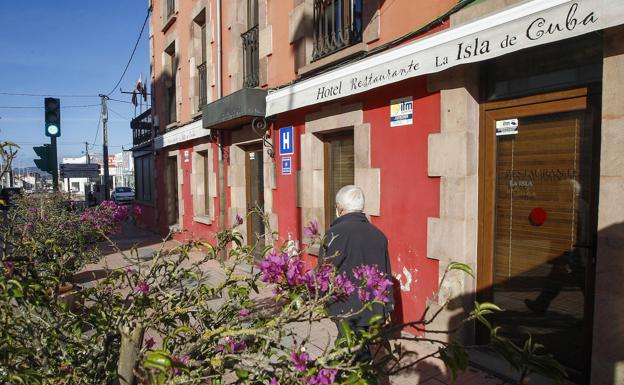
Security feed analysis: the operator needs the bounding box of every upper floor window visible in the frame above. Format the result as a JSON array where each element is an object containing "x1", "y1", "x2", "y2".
[
  {"x1": 194, "y1": 11, "x2": 208, "y2": 109},
  {"x1": 312, "y1": 0, "x2": 363, "y2": 62},
  {"x1": 241, "y1": 0, "x2": 259, "y2": 88},
  {"x1": 165, "y1": 43, "x2": 177, "y2": 126},
  {"x1": 166, "y1": 0, "x2": 175, "y2": 18}
]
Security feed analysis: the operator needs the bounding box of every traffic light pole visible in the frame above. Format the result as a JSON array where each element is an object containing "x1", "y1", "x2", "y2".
[
  {"x1": 50, "y1": 136, "x2": 59, "y2": 190},
  {"x1": 100, "y1": 95, "x2": 110, "y2": 200}
]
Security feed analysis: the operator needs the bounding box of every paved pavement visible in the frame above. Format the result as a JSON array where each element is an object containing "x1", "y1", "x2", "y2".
[{"x1": 79, "y1": 223, "x2": 509, "y2": 385}]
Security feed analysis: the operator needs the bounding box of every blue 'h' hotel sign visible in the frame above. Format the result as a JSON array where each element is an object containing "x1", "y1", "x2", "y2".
[{"x1": 279, "y1": 126, "x2": 294, "y2": 156}]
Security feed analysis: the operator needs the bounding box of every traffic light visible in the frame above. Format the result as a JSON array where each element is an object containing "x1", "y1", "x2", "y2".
[
  {"x1": 44, "y1": 97, "x2": 60, "y2": 137},
  {"x1": 33, "y1": 144, "x2": 53, "y2": 173}
]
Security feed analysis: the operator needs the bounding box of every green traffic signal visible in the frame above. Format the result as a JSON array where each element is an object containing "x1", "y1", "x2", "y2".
[
  {"x1": 44, "y1": 97, "x2": 60, "y2": 137},
  {"x1": 33, "y1": 144, "x2": 53, "y2": 173}
]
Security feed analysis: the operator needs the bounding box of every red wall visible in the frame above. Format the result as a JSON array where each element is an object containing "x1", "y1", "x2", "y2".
[
  {"x1": 270, "y1": 76, "x2": 440, "y2": 325},
  {"x1": 364, "y1": 77, "x2": 440, "y2": 325}
]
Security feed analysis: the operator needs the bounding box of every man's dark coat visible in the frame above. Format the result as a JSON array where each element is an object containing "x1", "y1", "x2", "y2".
[{"x1": 319, "y1": 212, "x2": 394, "y2": 328}]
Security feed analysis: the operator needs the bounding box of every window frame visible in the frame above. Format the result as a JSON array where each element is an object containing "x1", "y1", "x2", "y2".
[{"x1": 321, "y1": 130, "x2": 355, "y2": 229}]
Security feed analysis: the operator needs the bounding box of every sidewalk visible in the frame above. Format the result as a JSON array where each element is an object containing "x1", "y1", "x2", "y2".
[{"x1": 85, "y1": 224, "x2": 508, "y2": 385}]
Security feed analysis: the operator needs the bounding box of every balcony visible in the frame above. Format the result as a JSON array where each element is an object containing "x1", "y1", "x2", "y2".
[
  {"x1": 241, "y1": 25, "x2": 259, "y2": 88},
  {"x1": 198, "y1": 62, "x2": 208, "y2": 109},
  {"x1": 312, "y1": 0, "x2": 363, "y2": 62},
  {"x1": 131, "y1": 109, "x2": 153, "y2": 147}
]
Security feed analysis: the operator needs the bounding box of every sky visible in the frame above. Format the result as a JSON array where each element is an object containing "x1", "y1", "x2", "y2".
[{"x1": 0, "y1": 1, "x2": 150, "y2": 170}]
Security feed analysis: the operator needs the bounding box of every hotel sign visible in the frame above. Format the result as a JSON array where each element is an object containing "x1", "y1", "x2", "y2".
[
  {"x1": 266, "y1": 0, "x2": 624, "y2": 116},
  {"x1": 154, "y1": 119, "x2": 207, "y2": 149}
]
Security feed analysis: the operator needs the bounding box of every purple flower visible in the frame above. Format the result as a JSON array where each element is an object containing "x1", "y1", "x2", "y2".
[
  {"x1": 353, "y1": 265, "x2": 393, "y2": 303},
  {"x1": 170, "y1": 354, "x2": 190, "y2": 375},
  {"x1": 307, "y1": 369, "x2": 338, "y2": 385},
  {"x1": 125, "y1": 266, "x2": 137, "y2": 275},
  {"x1": 239, "y1": 308, "x2": 251, "y2": 318},
  {"x1": 286, "y1": 257, "x2": 307, "y2": 286},
  {"x1": 144, "y1": 337, "x2": 155, "y2": 349},
  {"x1": 306, "y1": 264, "x2": 333, "y2": 293},
  {"x1": 257, "y1": 250, "x2": 289, "y2": 285},
  {"x1": 290, "y1": 350, "x2": 310, "y2": 372},
  {"x1": 58, "y1": 223, "x2": 65, "y2": 230},
  {"x1": 29, "y1": 207, "x2": 38, "y2": 213},
  {"x1": 135, "y1": 280, "x2": 150, "y2": 295},
  {"x1": 235, "y1": 213, "x2": 244, "y2": 225},
  {"x1": 270, "y1": 378, "x2": 280, "y2": 385},
  {"x1": 3, "y1": 261, "x2": 14, "y2": 277},
  {"x1": 334, "y1": 272, "x2": 356, "y2": 300},
  {"x1": 217, "y1": 337, "x2": 247, "y2": 353},
  {"x1": 303, "y1": 220, "x2": 319, "y2": 239}
]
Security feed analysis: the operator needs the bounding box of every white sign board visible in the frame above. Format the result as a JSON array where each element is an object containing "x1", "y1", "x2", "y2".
[
  {"x1": 59, "y1": 163, "x2": 100, "y2": 171},
  {"x1": 60, "y1": 170, "x2": 101, "y2": 179},
  {"x1": 496, "y1": 118, "x2": 519, "y2": 136},
  {"x1": 266, "y1": 0, "x2": 624, "y2": 116},
  {"x1": 390, "y1": 97, "x2": 413, "y2": 127},
  {"x1": 154, "y1": 120, "x2": 209, "y2": 149}
]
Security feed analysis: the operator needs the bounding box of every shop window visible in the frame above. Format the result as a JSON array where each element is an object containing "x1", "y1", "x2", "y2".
[
  {"x1": 484, "y1": 34, "x2": 602, "y2": 101},
  {"x1": 134, "y1": 154, "x2": 154, "y2": 203},
  {"x1": 323, "y1": 131, "x2": 354, "y2": 227}
]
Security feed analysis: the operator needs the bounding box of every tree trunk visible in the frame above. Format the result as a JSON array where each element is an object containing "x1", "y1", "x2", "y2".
[{"x1": 117, "y1": 325, "x2": 145, "y2": 385}]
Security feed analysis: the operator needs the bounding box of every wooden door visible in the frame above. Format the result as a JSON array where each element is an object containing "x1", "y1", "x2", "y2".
[
  {"x1": 245, "y1": 144, "x2": 265, "y2": 254},
  {"x1": 478, "y1": 88, "x2": 598, "y2": 382},
  {"x1": 166, "y1": 156, "x2": 179, "y2": 226}
]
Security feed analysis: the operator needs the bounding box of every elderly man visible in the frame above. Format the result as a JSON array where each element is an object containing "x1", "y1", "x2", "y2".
[{"x1": 319, "y1": 185, "x2": 394, "y2": 344}]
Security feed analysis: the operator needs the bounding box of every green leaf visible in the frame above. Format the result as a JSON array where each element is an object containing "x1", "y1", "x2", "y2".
[
  {"x1": 235, "y1": 369, "x2": 249, "y2": 379},
  {"x1": 478, "y1": 302, "x2": 503, "y2": 312},
  {"x1": 447, "y1": 262, "x2": 474, "y2": 278},
  {"x1": 338, "y1": 320, "x2": 354, "y2": 346},
  {"x1": 144, "y1": 351, "x2": 172, "y2": 372}
]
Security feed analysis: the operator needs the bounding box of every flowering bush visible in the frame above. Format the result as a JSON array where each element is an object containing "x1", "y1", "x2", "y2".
[{"x1": 0, "y1": 204, "x2": 566, "y2": 385}]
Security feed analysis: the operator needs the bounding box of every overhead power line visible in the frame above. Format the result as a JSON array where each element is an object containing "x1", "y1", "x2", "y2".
[
  {"x1": 0, "y1": 92, "x2": 99, "y2": 98},
  {"x1": 106, "y1": 7, "x2": 151, "y2": 96},
  {"x1": 108, "y1": 98, "x2": 133, "y2": 104},
  {"x1": 89, "y1": 114, "x2": 102, "y2": 151},
  {"x1": 108, "y1": 107, "x2": 130, "y2": 121},
  {"x1": 0, "y1": 104, "x2": 100, "y2": 109}
]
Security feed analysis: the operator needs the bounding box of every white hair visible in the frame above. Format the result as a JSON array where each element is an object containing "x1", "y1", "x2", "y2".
[{"x1": 335, "y1": 185, "x2": 365, "y2": 214}]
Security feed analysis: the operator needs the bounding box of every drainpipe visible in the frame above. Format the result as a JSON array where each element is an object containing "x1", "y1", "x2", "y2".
[{"x1": 216, "y1": 0, "x2": 227, "y2": 252}]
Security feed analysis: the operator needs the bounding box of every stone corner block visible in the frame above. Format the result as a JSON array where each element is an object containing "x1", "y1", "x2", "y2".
[
  {"x1": 363, "y1": 9, "x2": 380, "y2": 44},
  {"x1": 427, "y1": 217, "x2": 466, "y2": 262},
  {"x1": 428, "y1": 132, "x2": 468, "y2": 178},
  {"x1": 259, "y1": 25, "x2": 273, "y2": 58},
  {"x1": 355, "y1": 168, "x2": 380, "y2": 216}
]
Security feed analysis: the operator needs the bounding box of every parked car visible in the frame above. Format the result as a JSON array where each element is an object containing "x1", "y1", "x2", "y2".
[
  {"x1": 0, "y1": 187, "x2": 23, "y2": 210},
  {"x1": 111, "y1": 187, "x2": 135, "y2": 204}
]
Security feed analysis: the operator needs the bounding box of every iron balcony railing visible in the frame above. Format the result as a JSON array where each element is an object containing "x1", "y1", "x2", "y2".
[
  {"x1": 312, "y1": 0, "x2": 363, "y2": 62},
  {"x1": 198, "y1": 62, "x2": 208, "y2": 108},
  {"x1": 131, "y1": 109, "x2": 153, "y2": 146},
  {"x1": 241, "y1": 25, "x2": 260, "y2": 88},
  {"x1": 166, "y1": 0, "x2": 175, "y2": 18}
]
